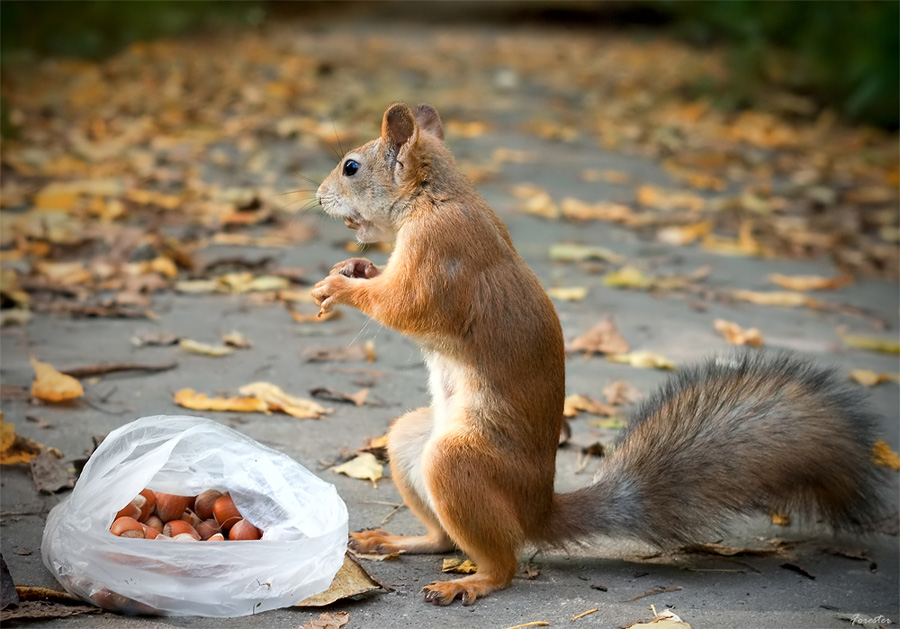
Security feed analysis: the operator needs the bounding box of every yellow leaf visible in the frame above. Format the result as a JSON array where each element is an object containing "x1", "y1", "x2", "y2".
[
  {"x1": 549, "y1": 243, "x2": 623, "y2": 263},
  {"x1": 587, "y1": 417, "x2": 627, "y2": 429},
  {"x1": 657, "y1": 221, "x2": 712, "y2": 246},
  {"x1": 771, "y1": 511, "x2": 791, "y2": 526},
  {"x1": 333, "y1": 453, "x2": 383, "y2": 486},
  {"x1": 238, "y1": 382, "x2": 331, "y2": 419},
  {"x1": 510, "y1": 184, "x2": 559, "y2": 219},
  {"x1": 837, "y1": 327, "x2": 900, "y2": 354},
  {"x1": 179, "y1": 339, "x2": 234, "y2": 356},
  {"x1": 636, "y1": 184, "x2": 705, "y2": 211},
  {"x1": 442, "y1": 558, "x2": 478, "y2": 574},
  {"x1": 714, "y1": 319, "x2": 763, "y2": 347},
  {"x1": 872, "y1": 440, "x2": 900, "y2": 470},
  {"x1": 604, "y1": 265, "x2": 654, "y2": 289},
  {"x1": 173, "y1": 389, "x2": 269, "y2": 414},
  {"x1": 731, "y1": 290, "x2": 815, "y2": 308},
  {"x1": 30, "y1": 356, "x2": 83, "y2": 402},
  {"x1": 2, "y1": 418, "x2": 62, "y2": 465},
  {"x1": 849, "y1": 369, "x2": 899, "y2": 387},
  {"x1": 560, "y1": 197, "x2": 637, "y2": 223},
  {"x1": 607, "y1": 351, "x2": 676, "y2": 370},
  {"x1": 767, "y1": 273, "x2": 853, "y2": 291},
  {"x1": 547, "y1": 286, "x2": 587, "y2": 301}
]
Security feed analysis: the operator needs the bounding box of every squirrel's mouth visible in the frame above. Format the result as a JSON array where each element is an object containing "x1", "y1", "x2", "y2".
[{"x1": 343, "y1": 216, "x2": 361, "y2": 230}]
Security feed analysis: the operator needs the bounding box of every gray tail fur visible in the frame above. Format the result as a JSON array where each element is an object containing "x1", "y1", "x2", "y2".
[{"x1": 547, "y1": 352, "x2": 889, "y2": 547}]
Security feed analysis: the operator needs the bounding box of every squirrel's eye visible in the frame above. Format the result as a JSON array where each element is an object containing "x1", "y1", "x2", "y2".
[{"x1": 342, "y1": 159, "x2": 360, "y2": 177}]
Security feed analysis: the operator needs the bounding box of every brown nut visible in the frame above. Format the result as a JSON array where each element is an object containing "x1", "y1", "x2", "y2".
[
  {"x1": 114, "y1": 502, "x2": 141, "y2": 522},
  {"x1": 228, "y1": 519, "x2": 261, "y2": 541},
  {"x1": 162, "y1": 519, "x2": 200, "y2": 540},
  {"x1": 154, "y1": 493, "x2": 193, "y2": 523},
  {"x1": 212, "y1": 494, "x2": 241, "y2": 531},
  {"x1": 141, "y1": 523, "x2": 160, "y2": 540},
  {"x1": 194, "y1": 489, "x2": 223, "y2": 521},
  {"x1": 180, "y1": 508, "x2": 202, "y2": 528},
  {"x1": 206, "y1": 533, "x2": 225, "y2": 542},
  {"x1": 144, "y1": 515, "x2": 164, "y2": 533},
  {"x1": 138, "y1": 489, "x2": 157, "y2": 521},
  {"x1": 195, "y1": 518, "x2": 221, "y2": 541},
  {"x1": 110, "y1": 516, "x2": 144, "y2": 538}
]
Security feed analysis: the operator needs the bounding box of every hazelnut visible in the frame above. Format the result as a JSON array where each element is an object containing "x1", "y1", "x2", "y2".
[
  {"x1": 138, "y1": 489, "x2": 157, "y2": 520},
  {"x1": 162, "y1": 519, "x2": 200, "y2": 540},
  {"x1": 195, "y1": 519, "x2": 221, "y2": 541},
  {"x1": 228, "y1": 519, "x2": 261, "y2": 541},
  {"x1": 180, "y1": 508, "x2": 202, "y2": 528},
  {"x1": 194, "y1": 489, "x2": 223, "y2": 520},
  {"x1": 154, "y1": 493, "x2": 193, "y2": 523},
  {"x1": 144, "y1": 515, "x2": 164, "y2": 533},
  {"x1": 206, "y1": 533, "x2": 225, "y2": 542},
  {"x1": 114, "y1": 502, "x2": 141, "y2": 522},
  {"x1": 110, "y1": 516, "x2": 144, "y2": 538},
  {"x1": 212, "y1": 494, "x2": 241, "y2": 531},
  {"x1": 141, "y1": 523, "x2": 160, "y2": 540}
]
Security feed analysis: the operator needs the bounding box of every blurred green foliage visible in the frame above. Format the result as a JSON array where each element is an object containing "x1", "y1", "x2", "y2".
[
  {"x1": 0, "y1": 0, "x2": 265, "y2": 60},
  {"x1": 659, "y1": 0, "x2": 899, "y2": 129}
]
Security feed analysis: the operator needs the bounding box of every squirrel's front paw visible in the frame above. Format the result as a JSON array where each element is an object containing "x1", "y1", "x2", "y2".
[
  {"x1": 349, "y1": 528, "x2": 404, "y2": 555},
  {"x1": 311, "y1": 274, "x2": 348, "y2": 315},
  {"x1": 331, "y1": 258, "x2": 379, "y2": 279}
]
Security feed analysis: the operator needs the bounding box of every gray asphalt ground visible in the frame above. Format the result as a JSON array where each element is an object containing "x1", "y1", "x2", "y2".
[{"x1": 2, "y1": 10, "x2": 899, "y2": 629}]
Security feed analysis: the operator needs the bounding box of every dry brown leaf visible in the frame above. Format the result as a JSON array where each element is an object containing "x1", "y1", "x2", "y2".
[
  {"x1": 657, "y1": 221, "x2": 713, "y2": 246},
  {"x1": 30, "y1": 357, "x2": 83, "y2": 402},
  {"x1": 179, "y1": 339, "x2": 234, "y2": 357},
  {"x1": 563, "y1": 394, "x2": 617, "y2": 418},
  {"x1": 714, "y1": 319, "x2": 763, "y2": 347},
  {"x1": 767, "y1": 273, "x2": 853, "y2": 291},
  {"x1": 296, "y1": 553, "x2": 386, "y2": 607},
  {"x1": 333, "y1": 453, "x2": 383, "y2": 486},
  {"x1": 238, "y1": 382, "x2": 332, "y2": 419},
  {"x1": 624, "y1": 608, "x2": 691, "y2": 628},
  {"x1": 607, "y1": 351, "x2": 676, "y2": 370},
  {"x1": 304, "y1": 341, "x2": 376, "y2": 363},
  {"x1": 849, "y1": 369, "x2": 899, "y2": 387},
  {"x1": 222, "y1": 331, "x2": 252, "y2": 348},
  {"x1": 731, "y1": 290, "x2": 817, "y2": 308},
  {"x1": 569, "y1": 317, "x2": 629, "y2": 356},
  {"x1": 442, "y1": 558, "x2": 478, "y2": 574},
  {"x1": 560, "y1": 197, "x2": 637, "y2": 223},
  {"x1": 173, "y1": 389, "x2": 269, "y2": 414},
  {"x1": 310, "y1": 387, "x2": 375, "y2": 407},
  {"x1": 603, "y1": 381, "x2": 642, "y2": 405},
  {"x1": 636, "y1": 184, "x2": 705, "y2": 211},
  {"x1": 872, "y1": 440, "x2": 900, "y2": 470},
  {"x1": 300, "y1": 612, "x2": 350, "y2": 629},
  {"x1": 1, "y1": 418, "x2": 62, "y2": 465}
]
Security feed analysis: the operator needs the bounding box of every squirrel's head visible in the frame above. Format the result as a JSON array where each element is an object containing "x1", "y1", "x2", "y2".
[{"x1": 317, "y1": 102, "x2": 445, "y2": 243}]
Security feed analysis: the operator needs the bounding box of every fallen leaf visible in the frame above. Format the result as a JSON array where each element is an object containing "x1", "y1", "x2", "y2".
[
  {"x1": 1, "y1": 419, "x2": 61, "y2": 465},
  {"x1": 560, "y1": 197, "x2": 637, "y2": 223},
  {"x1": 731, "y1": 290, "x2": 816, "y2": 308},
  {"x1": 303, "y1": 342, "x2": 376, "y2": 363},
  {"x1": 564, "y1": 394, "x2": 617, "y2": 418},
  {"x1": 130, "y1": 330, "x2": 181, "y2": 347},
  {"x1": 547, "y1": 286, "x2": 588, "y2": 301},
  {"x1": 607, "y1": 351, "x2": 676, "y2": 370},
  {"x1": 549, "y1": 243, "x2": 624, "y2": 263},
  {"x1": 179, "y1": 339, "x2": 234, "y2": 357},
  {"x1": 767, "y1": 273, "x2": 853, "y2": 291},
  {"x1": 360, "y1": 434, "x2": 389, "y2": 461},
  {"x1": 173, "y1": 389, "x2": 269, "y2": 414},
  {"x1": 681, "y1": 542, "x2": 780, "y2": 557},
  {"x1": 333, "y1": 453, "x2": 383, "y2": 486},
  {"x1": 238, "y1": 382, "x2": 332, "y2": 419},
  {"x1": 657, "y1": 221, "x2": 713, "y2": 246},
  {"x1": 624, "y1": 608, "x2": 691, "y2": 628},
  {"x1": 569, "y1": 317, "x2": 630, "y2": 356},
  {"x1": 29, "y1": 449, "x2": 74, "y2": 493},
  {"x1": 586, "y1": 417, "x2": 627, "y2": 429},
  {"x1": 222, "y1": 331, "x2": 252, "y2": 348},
  {"x1": 296, "y1": 553, "x2": 387, "y2": 606},
  {"x1": 714, "y1": 319, "x2": 763, "y2": 347},
  {"x1": 300, "y1": 611, "x2": 350, "y2": 629},
  {"x1": 310, "y1": 387, "x2": 374, "y2": 407},
  {"x1": 605, "y1": 265, "x2": 709, "y2": 291},
  {"x1": 849, "y1": 369, "x2": 899, "y2": 386},
  {"x1": 510, "y1": 183, "x2": 559, "y2": 219},
  {"x1": 871, "y1": 440, "x2": 900, "y2": 470},
  {"x1": 837, "y1": 327, "x2": 900, "y2": 354},
  {"x1": 1, "y1": 585, "x2": 99, "y2": 622},
  {"x1": 603, "y1": 381, "x2": 642, "y2": 405},
  {"x1": 29, "y1": 357, "x2": 83, "y2": 402},
  {"x1": 442, "y1": 558, "x2": 478, "y2": 574},
  {"x1": 637, "y1": 184, "x2": 705, "y2": 211}
]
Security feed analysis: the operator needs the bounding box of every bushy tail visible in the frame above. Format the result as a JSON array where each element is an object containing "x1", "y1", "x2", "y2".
[{"x1": 546, "y1": 352, "x2": 889, "y2": 547}]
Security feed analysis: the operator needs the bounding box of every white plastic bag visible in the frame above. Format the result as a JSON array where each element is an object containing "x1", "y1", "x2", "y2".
[{"x1": 41, "y1": 415, "x2": 348, "y2": 617}]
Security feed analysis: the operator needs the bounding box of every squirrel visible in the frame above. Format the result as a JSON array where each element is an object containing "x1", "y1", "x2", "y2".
[{"x1": 312, "y1": 102, "x2": 888, "y2": 606}]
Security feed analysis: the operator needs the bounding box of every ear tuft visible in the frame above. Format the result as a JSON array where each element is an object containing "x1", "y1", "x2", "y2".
[
  {"x1": 413, "y1": 104, "x2": 444, "y2": 142},
  {"x1": 382, "y1": 103, "x2": 416, "y2": 153}
]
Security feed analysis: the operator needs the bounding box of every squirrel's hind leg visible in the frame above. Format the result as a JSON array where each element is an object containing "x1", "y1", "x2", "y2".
[{"x1": 349, "y1": 407, "x2": 454, "y2": 555}]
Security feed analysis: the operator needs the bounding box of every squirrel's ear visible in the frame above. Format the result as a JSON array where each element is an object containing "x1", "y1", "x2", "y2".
[
  {"x1": 413, "y1": 104, "x2": 444, "y2": 142},
  {"x1": 382, "y1": 103, "x2": 416, "y2": 154}
]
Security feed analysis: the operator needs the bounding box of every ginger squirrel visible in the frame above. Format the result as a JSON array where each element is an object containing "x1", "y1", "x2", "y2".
[{"x1": 312, "y1": 102, "x2": 887, "y2": 606}]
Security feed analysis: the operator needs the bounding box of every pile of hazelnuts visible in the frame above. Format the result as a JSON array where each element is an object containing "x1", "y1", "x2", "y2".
[{"x1": 109, "y1": 489, "x2": 262, "y2": 541}]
